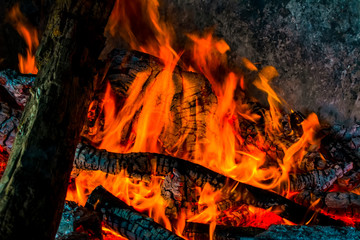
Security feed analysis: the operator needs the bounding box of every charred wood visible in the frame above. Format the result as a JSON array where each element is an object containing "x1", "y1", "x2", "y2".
[
  {"x1": 319, "y1": 130, "x2": 360, "y2": 190},
  {"x1": 295, "y1": 190, "x2": 360, "y2": 219},
  {"x1": 0, "y1": 102, "x2": 21, "y2": 154},
  {"x1": 74, "y1": 142, "x2": 344, "y2": 226},
  {"x1": 0, "y1": 0, "x2": 116, "y2": 238},
  {"x1": 86, "y1": 185, "x2": 184, "y2": 240},
  {"x1": 0, "y1": 69, "x2": 35, "y2": 108},
  {"x1": 289, "y1": 162, "x2": 353, "y2": 192},
  {"x1": 56, "y1": 201, "x2": 102, "y2": 240},
  {"x1": 183, "y1": 222, "x2": 265, "y2": 240},
  {"x1": 101, "y1": 49, "x2": 217, "y2": 159}
]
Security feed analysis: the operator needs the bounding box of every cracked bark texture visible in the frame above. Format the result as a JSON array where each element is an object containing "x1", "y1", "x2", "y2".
[
  {"x1": 86, "y1": 185, "x2": 184, "y2": 240},
  {"x1": 74, "y1": 142, "x2": 344, "y2": 226},
  {"x1": 0, "y1": 0, "x2": 115, "y2": 238}
]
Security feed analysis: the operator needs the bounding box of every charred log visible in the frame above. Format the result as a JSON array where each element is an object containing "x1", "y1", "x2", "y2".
[
  {"x1": 295, "y1": 190, "x2": 360, "y2": 219},
  {"x1": 56, "y1": 201, "x2": 102, "y2": 239},
  {"x1": 74, "y1": 142, "x2": 344, "y2": 226},
  {"x1": 183, "y1": 222, "x2": 265, "y2": 240},
  {"x1": 95, "y1": 49, "x2": 217, "y2": 158},
  {"x1": 86, "y1": 185, "x2": 184, "y2": 240},
  {"x1": 0, "y1": 102, "x2": 21, "y2": 154},
  {"x1": 0, "y1": 0, "x2": 115, "y2": 238},
  {"x1": 289, "y1": 162, "x2": 353, "y2": 192},
  {"x1": 0, "y1": 69, "x2": 35, "y2": 108}
]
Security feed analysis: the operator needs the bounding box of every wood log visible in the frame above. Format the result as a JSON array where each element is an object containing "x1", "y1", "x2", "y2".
[
  {"x1": 295, "y1": 190, "x2": 360, "y2": 219},
  {"x1": 56, "y1": 201, "x2": 102, "y2": 239},
  {"x1": 0, "y1": 69, "x2": 35, "y2": 108},
  {"x1": 97, "y1": 49, "x2": 217, "y2": 159},
  {"x1": 74, "y1": 142, "x2": 344, "y2": 226},
  {"x1": 289, "y1": 162, "x2": 353, "y2": 192},
  {"x1": 0, "y1": 101, "x2": 21, "y2": 154},
  {"x1": 183, "y1": 222, "x2": 265, "y2": 240},
  {"x1": 319, "y1": 132, "x2": 360, "y2": 191},
  {"x1": 86, "y1": 185, "x2": 184, "y2": 240},
  {"x1": 0, "y1": 0, "x2": 115, "y2": 238}
]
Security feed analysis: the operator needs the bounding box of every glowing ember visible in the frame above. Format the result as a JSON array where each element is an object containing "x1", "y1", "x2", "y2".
[{"x1": 8, "y1": 4, "x2": 39, "y2": 74}]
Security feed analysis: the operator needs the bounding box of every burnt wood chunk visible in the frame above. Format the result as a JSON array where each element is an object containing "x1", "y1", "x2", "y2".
[
  {"x1": 86, "y1": 185, "x2": 184, "y2": 240},
  {"x1": 289, "y1": 162, "x2": 353, "y2": 191},
  {"x1": 295, "y1": 190, "x2": 360, "y2": 218},
  {"x1": 0, "y1": 0, "x2": 115, "y2": 239},
  {"x1": 101, "y1": 49, "x2": 217, "y2": 159},
  {"x1": 74, "y1": 142, "x2": 344, "y2": 226},
  {"x1": 183, "y1": 223, "x2": 265, "y2": 240}
]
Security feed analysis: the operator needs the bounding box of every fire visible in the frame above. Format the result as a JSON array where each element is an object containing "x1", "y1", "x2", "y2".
[
  {"x1": 66, "y1": 170, "x2": 171, "y2": 231},
  {"x1": 67, "y1": 0, "x2": 327, "y2": 239},
  {"x1": 187, "y1": 184, "x2": 221, "y2": 239},
  {"x1": 8, "y1": 4, "x2": 39, "y2": 74}
]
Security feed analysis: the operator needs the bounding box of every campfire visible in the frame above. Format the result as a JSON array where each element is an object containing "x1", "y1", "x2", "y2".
[{"x1": 1, "y1": 0, "x2": 360, "y2": 239}]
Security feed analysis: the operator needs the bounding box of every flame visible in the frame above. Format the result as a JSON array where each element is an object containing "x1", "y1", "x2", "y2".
[
  {"x1": 66, "y1": 170, "x2": 172, "y2": 230},
  {"x1": 8, "y1": 4, "x2": 39, "y2": 74},
  {"x1": 102, "y1": 225, "x2": 128, "y2": 240},
  {"x1": 187, "y1": 184, "x2": 221, "y2": 239},
  {"x1": 67, "y1": 0, "x2": 330, "y2": 238}
]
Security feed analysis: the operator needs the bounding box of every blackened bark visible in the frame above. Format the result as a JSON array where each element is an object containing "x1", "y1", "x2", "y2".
[
  {"x1": 183, "y1": 223, "x2": 265, "y2": 240},
  {"x1": 74, "y1": 143, "x2": 344, "y2": 226},
  {"x1": 0, "y1": 0, "x2": 115, "y2": 239},
  {"x1": 86, "y1": 185, "x2": 184, "y2": 240}
]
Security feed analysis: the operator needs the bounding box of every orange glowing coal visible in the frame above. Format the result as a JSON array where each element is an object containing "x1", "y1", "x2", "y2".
[
  {"x1": 66, "y1": 0, "x2": 326, "y2": 239},
  {"x1": 8, "y1": 4, "x2": 39, "y2": 74}
]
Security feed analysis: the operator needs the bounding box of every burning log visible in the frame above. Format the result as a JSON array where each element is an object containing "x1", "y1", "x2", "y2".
[
  {"x1": 183, "y1": 223, "x2": 265, "y2": 240},
  {"x1": 319, "y1": 132, "x2": 360, "y2": 191},
  {"x1": 86, "y1": 185, "x2": 184, "y2": 240},
  {"x1": 289, "y1": 162, "x2": 353, "y2": 192},
  {"x1": 93, "y1": 49, "x2": 217, "y2": 158},
  {"x1": 74, "y1": 142, "x2": 344, "y2": 226},
  {"x1": 56, "y1": 201, "x2": 102, "y2": 239},
  {"x1": 0, "y1": 0, "x2": 116, "y2": 238},
  {"x1": 295, "y1": 190, "x2": 360, "y2": 219}
]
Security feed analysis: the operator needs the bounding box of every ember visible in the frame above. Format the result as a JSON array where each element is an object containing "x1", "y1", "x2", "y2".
[{"x1": 0, "y1": 0, "x2": 360, "y2": 240}]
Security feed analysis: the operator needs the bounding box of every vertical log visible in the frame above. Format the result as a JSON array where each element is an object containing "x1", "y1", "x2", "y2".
[{"x1": 0, "y1": 0, "x2": 115, "y2": 239}]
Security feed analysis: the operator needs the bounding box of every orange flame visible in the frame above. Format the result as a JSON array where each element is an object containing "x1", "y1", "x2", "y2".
[
  {"x1": 187, "y1": 184, "x2": 221, "y2": 239},
  {"x1": 66, "y1": 170, "x2": 172, "y2": 231},
  {"x1": 8, "y1": 4, "x2": 39, "y2": 74},
  {"x1": 67, "y1": 0, "x2": 328, "y2": 238}
]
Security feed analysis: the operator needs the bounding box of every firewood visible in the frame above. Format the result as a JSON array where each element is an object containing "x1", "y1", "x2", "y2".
[
  {"x1": 0, "y1": 69, "x2": 35, "y2": 108},
  {"x1": 74, "y1": 142, "x2": 344, "y2": 226},
  {"x1": 86, "y1": 185, "x2": 185, "y2": 240},
  {"x1": 294, "y1": 190, "x2": 360, "y2": 219},
  {"x1": 56, "y1": 201, "x2": 102, "y2": 239},
  {"x1": 0, "y1": 102, "x2": 21, "y2": 154},
  {"x1": 330, "y1": 123, "x2": 360, "y2": 158},
  {"x1": 101, "y1": 49, "x2": 217, "y2": 159},
  {"x1": 289, "y1": 162, "x2": 353, "y2": 192},
  {"x1": 319, "y1": 132, "x2": 360, "y2": 191},
  {"x1": 183, "y1": 222, "x2": 265, "y2": 240},
  {"x1": 0, "y1": 0, "x2": 116, "y2": 239}
]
